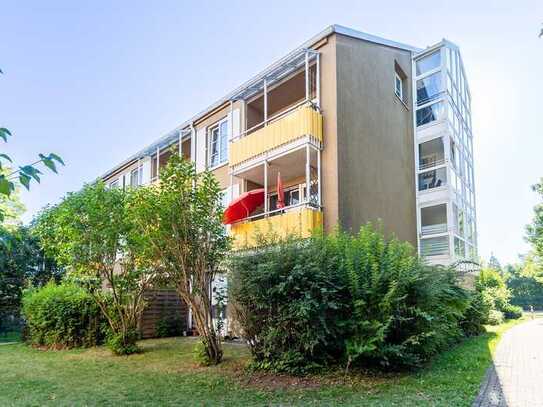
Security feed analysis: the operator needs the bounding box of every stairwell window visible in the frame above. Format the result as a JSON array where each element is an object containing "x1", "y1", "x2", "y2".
[
  {"x1": 209, "y1": 118, "x2": 229, "y2": 168},
  {"x1": 394, "y1": 62, "x2": 407, "y2": 103},
  {"x1": 395, "y1": 74, "x2": 403, "y2": 100}
]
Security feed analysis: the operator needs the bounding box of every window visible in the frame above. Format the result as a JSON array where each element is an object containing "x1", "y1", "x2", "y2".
[
  {"x1": 421, "y1": 236, "x2": 449, "y2": 257},
  {"x1": 416, "y1": 72, "x2": 442, "y2": 105},
  {"x1": 419, "y1": 137, "x2": 444, "y2": 170},
  {"x1": 109, "y1": 179, "x2": 119, "y2": 189},
  {"x1": 130, "y1": 167, "x2": 142, "y2": 188},
  {"x1": 420, "y1": 204, "x2": 448, "y2": 235},
  {"x1": 454, "y1": 237, "x2": 466, "y2": 257},
  {"x1": 418, "y1": 167, "x2": 447, "y2": 191},
  {"x1": 208, "y1": 118, "x2": 229, "y2": 168},
  {"x1": 394, "y1": 73, "x2": 403, "y2": 100},
  {"x1": 416, "y1": 101, "x2": 445, "y2": 127},
  {"x1": 268, "y1": 185, "x2": 302, "y2": 211},
  {"x1": 416, "y1": 51, "x2": 441, "y2": 76}
]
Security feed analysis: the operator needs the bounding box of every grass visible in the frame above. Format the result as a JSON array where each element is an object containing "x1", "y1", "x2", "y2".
[{"x1": 0, "y1": 318, "x2": 526, "y2": 406}]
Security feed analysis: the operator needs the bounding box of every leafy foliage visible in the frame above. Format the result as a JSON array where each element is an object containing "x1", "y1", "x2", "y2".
[
  {"x1": 0, "y1": 226, "x2": 62, "y2": 336},
  {"x1": 476, "y1": 267, "x2": 521, "y2": 324},
  {"x1": 506, "y1": 258, "x2": 543, "y2": 309},
  {"x1": 21, "y1": 281, "x2": 105, "y2": 348},
  {"x1": 33, "y1": 182, "x2": 155, "y2": 355},
  {"x1": 230, "y1": 225, "x2": 472, "y2": 374},
  {"x1": 128, "y1": 154, "x2": 230, "y2": 365}
]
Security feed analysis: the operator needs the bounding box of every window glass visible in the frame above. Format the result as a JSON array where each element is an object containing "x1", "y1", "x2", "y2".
[
  {"x1": 395, "y1": 74, "x2": 403, "y2": 99},
  {"x1": 421, "y1": 236, "x2": 449, "y2": 257},
  {"x1": 109, "y1": 180, "x2": 119, "y2": 189},
  {"x1": 418, "y1": 167, "x2": 447, "y2": 191},
  {"x1": 416, "y1": 101, "x2": 445, "y2": 127},
  {"x1": 130, "y1": 167, "x2": 142, "y2": 188},
  {"x1": 416, "y1": 72, "x2": 442, "y2": 105},
  {"x1": 209, "y1": 119, "x2": 229, "y2": 167},
  {"x1": 454, "y1": 237, "x2": 466, "y2": 257},
  {"x1": 416, "y1": 51, "x2": 441, "y2": 76},
  {"x1": 419, "y1": 137, "x2": 444, "y2": 170}
]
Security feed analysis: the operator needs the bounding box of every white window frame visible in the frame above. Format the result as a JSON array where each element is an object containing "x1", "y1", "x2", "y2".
[
  {"x1": 208, "y1": 117, "x2": 229, "y2": 169},
  {"x1": 394, "y1": 73, "x2": 403, "y2": 100},
  {"x1": 130, "y1": 166, "x2": 143, "y2": 188},
  {"x1": 109, "y1": 179, "x2": 119, "y2": 189}
]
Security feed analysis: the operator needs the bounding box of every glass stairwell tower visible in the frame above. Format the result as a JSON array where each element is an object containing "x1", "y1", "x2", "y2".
[{"x1": 413, "y1": 41, "x2": 477, "y2": 265}]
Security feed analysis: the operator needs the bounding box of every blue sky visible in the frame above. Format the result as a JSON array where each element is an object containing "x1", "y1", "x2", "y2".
[{"x1": 1, "y1": 1, "x2": 542, "y2": 265}]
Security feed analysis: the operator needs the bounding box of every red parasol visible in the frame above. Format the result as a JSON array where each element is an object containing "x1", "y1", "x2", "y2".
[{"x1": 223, "y1": 188, "x2": 265, "y2": 224}]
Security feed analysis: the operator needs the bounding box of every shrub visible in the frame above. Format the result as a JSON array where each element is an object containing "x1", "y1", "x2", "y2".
[
  {"x1": 156, "y1": 316, "x2": 184, "y2": 338},
  {"x1": 230, "y1": 225, "x2": 470, "y2": 373},
  {"x1": 107, "y1": 329, "x2": 141, "y2": 355},
  {"x1": 459, "y1": 291, "x2": 489, "y2": 336},
  {"x1": 502, "y1": 304, "x2": 523, "y2": 320},
  {"x1": 22, "y1": 281, "x2": 105, "y2": 348},
  {"x1": 229, "y1": 234, "x2": 349, "y2": 374},
  {"x1": 487, "y1": 309, "x2": 504, "y2": 325}
]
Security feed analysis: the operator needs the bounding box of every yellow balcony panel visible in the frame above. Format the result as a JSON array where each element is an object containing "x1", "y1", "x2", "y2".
[
  {"x1": 231, "y1": 206, "x2": 322, "y2": 249},
  {"x1": 230, "y1": 105, "x2": 323, "y2": 167}
]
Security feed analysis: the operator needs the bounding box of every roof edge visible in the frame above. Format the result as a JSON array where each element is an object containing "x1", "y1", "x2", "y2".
[{"x1": 100, "y1": 24, "x2": 421, "y2": 180}]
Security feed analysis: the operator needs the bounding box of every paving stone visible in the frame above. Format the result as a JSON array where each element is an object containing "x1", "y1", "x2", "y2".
[{"x1": 473, "y1": 318, "x2": 543, "y2": 407}]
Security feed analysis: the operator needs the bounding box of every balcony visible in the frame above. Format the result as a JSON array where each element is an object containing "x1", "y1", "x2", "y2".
[
  {"x1": 229, "y1": 104, "x2": 323, "y2": 167},
  {"x1": 231, "y1": 205, "x2": 322, "y2": 249}
]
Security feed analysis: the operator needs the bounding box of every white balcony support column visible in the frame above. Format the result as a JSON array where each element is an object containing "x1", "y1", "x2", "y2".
[
  {"x1": 316, "y1": 52, "x2": 321, "y2": 108},
  {"x1": 305, "y1": 145, "x2": 310, "y2": 203},
  {"x1": 178, "y1": 131, "x2": 182, "y2": 157},
  {"x1": 264, "y1": 161, "x2": 268, "y2": 214},
  {"x1": 156, "y1": 146, "x2": 160, "y2": 181},
  {"x1": 317, "y1": 148, "x2": 321, "y2": 206},
  {"x1": 263, "y1": 79, "x2": 268, "y2": 125},
  {"x1": 230, "y1": 174, "x2": 234, "y2": 203},
  {"x1": 305, "y1": 51, "x2": 310, "y2": 102}
]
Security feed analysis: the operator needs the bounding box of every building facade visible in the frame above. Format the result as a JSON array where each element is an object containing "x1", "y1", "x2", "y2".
[{"x1": 101, "y1": 25, "x2": 477, "y2": 267}]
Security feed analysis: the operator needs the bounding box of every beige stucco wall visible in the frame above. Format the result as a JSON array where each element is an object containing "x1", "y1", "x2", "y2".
[
  {"x1": 316, "y1": 35, "x2": 339, "y2": 234},
  {"x1": 334, "y1": 34, "x2": 417, "y2": 245}
]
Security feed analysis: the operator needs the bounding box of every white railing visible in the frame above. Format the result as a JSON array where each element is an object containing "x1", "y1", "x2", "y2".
[
  {"x1": 231, "y1": 200, "x2": 320, "y2": 225},
  {"x1": 421, "y1": 223, "x2": 448, "y2": 236},
  {"x1": 420, "y1": 237, "x2": 449, "y2": 257}
]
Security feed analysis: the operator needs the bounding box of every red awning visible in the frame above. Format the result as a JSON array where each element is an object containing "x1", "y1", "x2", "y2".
[{"x1": 223, "y1": 188, "x2": 265, "y2": 224}]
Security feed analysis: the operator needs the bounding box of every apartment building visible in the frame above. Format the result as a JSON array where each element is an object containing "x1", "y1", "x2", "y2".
[{"x1": 101, "y1": 24, "x2": 477, "y2": 267}]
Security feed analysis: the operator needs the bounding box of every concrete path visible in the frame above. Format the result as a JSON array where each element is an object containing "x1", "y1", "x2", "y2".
[{"x1": 473, "y1": 318, "x2": 543, "y2": 407}]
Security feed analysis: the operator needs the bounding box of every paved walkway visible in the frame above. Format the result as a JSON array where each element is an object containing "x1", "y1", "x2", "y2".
[{"x1": 473, "y1": 318, "x2": 543, "y2": 407}]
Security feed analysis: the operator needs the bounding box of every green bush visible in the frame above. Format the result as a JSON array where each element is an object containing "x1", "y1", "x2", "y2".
[
  {"x1": 22, "y1": 281, "x2": 105, "y2": 348},
  {"x1": 107, "y1": 329, "x2": 141, "y2": 355},
  {"x1": 502, "y1": 303, "x2": 523, "y2": 320},
  {"x1": 476, "y1": 267, "x2": 521, "y2": 322},
  {"x1": 487, "y1": 309, "x2": 504, "y2": 325},
  {"x1": 230, "y1": 225, "x2": 470, "y2": 373},
  {"x1": 459, "y1": 291, "x2": 489, "y2": 336},
  {"x1": 155, "y1": 316, "x2": 184, "y2": 338},
  {"x1": 229, "y1": 233, "x2": 349, "y2": 374}
]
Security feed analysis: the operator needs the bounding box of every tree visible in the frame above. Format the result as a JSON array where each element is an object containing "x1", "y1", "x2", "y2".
[
  {"x1": 0, "y1": 225, "x2": 62, "y2": 335},
  {"x1": 488, "y1": 253, "x2": 502, "y2": 272},
  {"x1": 507, "y1": 255, "x2": 543, "y2": 309},
  {"x1": 129, "y1": 155, "x2": 230, "y2": 365},
  {"x1": 0, "y1": 70, "x2": 64, "y2": 222},
  {"x1": 34, "y1": 182, "x2": 155, "y2": 355},
  {"x1": 527, "y1": 179, "x2": 543, "y2": 261}
]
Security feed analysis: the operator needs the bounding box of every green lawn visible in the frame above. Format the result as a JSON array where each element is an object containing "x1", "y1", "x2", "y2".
[{"x1": 0, "y1": 319, "x2": 525, "y2": 406}]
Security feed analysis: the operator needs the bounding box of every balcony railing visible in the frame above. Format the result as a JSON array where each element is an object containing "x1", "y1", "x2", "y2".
[
  {"x1": 421, "y1": 223, "x2": 448, "y2": 236},
  {"x1": 420, "y1": 236, "x2": 450, "y2": 257},
  {"x1": 229, "y1": 104, "x2": 323, "y2": 167},
  {"x1": 230, "y1": 204, "x2": 322, "y2": 249}
]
